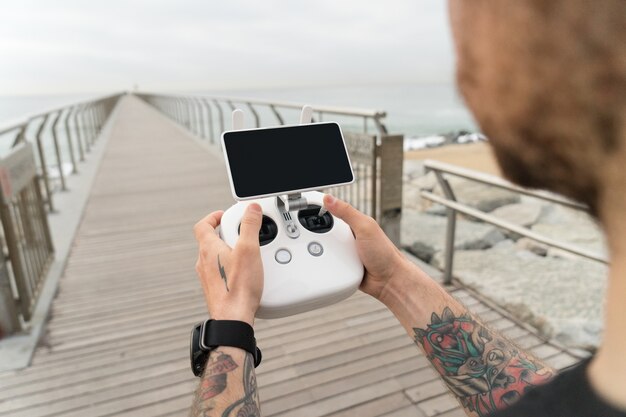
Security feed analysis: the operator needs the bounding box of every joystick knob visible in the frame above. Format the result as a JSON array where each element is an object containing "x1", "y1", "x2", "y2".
[
  {"x1": 298, "y1": 205, "x2": 334, "y2": 233},
  {"x1": 238, "y1": 215, "x2": 278, "y2": 246}
]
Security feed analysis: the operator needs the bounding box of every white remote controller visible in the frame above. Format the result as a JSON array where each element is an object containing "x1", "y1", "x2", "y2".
[
  {"x1": 219, "y1": 191, "x2": 363, "y2": 318},
  {"x1": 218, "y1": 107, "x2": 364, "y2": 318}
]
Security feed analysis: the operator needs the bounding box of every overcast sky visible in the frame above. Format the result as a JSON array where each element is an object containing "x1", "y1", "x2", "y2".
[{"x1": 0, "y1": 0, "x2": 456, "y2": 96}]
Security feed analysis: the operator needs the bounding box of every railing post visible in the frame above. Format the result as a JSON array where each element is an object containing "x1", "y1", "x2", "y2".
[
  {"x1": 177, "y1": 98, "x2": 187, "y2": 127},
  {"x1": 73, "y1": 104, "x2": 85, "y2": 161},
  {"x1": 213, "y1": 100, "x2": 225, "y2": 135},
  {"x1": 186, "y1": 98, "x2": 196, "y2": 132},
  {"x1": 97, "y1": 103, "x2": 103, "y2": 129},
  {"x1": 378, "y1": 134, "x2": 404, "y2": 246},
  {"x1": 50, "y1": 111, "x2": 67, "y2": 191},
  {"x1": 0, "y1": 250, "x2": 21, "y2": 337},
  {"x1": 194, "y1": 98, "x2": 206, "y2": 138},
  {"x1": 80, "y1": 105, "x2": 91, "y2": 153},
  {"x1": 0, "y1": 194, "x2": 31, "y2": 321},
  {"x1": 433, "y1": 171, "x2": 457, "y2": 285},
  {"x1": 175, "y1": 99, "x2": 183, "y2": 124},
  {"x1": 186, "y1": 98, "x2": 194, "y2": 129},
  {"x1": 90, "y1": 105, "x2": 98, "y2": 142},
  {"x1": 269, "y1": 104, "x2": 284, "y2": 125},
  {"x1": 247, "y1": 103, "x2": 260, "y2": 128},
  {"x1": 64, "y1": 106, "x2": 78, "y2": 174},
  {"x1": 34, "y1": 115, "x2": 54, "y2": 211},
  {"x1": 203, "y1": 99, "x2": 215, "y2": 143},
  {"x1": 169, "y1": 100, "x2": 176, "y2": 121}
]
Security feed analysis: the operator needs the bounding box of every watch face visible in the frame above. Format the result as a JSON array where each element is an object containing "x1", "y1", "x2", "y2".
[{"x1": 190, "y1": 322, "x2": 207, "y2": 377}]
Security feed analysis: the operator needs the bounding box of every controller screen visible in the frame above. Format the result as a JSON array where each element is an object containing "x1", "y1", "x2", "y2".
[{"x1": 223, "y1": 122, "x2": 354, "y2": 199}]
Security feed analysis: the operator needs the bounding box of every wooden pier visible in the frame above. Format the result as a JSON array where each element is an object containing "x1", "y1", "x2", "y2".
[{"x1": 0, "y1": 96, "x2": 581, "y2": 417}]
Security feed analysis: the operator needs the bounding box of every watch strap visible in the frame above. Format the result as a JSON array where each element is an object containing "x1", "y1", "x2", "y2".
[{"x1": 200, "y1": 319, "x2": 262, "y2": 367}]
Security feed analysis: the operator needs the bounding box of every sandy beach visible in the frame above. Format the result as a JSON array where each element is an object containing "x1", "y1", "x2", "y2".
[{"x1": 404, "y1": 142, "x2": 501, "y2": 176}]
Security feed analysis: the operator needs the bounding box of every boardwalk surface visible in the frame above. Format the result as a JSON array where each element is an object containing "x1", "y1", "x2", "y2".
[{"x1": 0, "y1": 96, "x2": 581, "y2": 417}]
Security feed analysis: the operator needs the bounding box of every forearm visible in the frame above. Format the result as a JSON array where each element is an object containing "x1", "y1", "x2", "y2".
[
  {"x1": 191, "y1": 346, "x2": 261, "y2": 417},
  {"x1": 381, "y1": 263, "x2": 556, "y2": 416}
]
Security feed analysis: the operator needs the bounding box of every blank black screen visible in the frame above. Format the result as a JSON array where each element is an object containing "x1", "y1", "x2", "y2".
[{"x1": 223, "y1": 123, "x2": 353, "y2": 198}]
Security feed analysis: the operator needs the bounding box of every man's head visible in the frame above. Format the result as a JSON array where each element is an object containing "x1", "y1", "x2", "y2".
[{"x1": 448, "y1": 0, "x2": 626, "y2": 216}]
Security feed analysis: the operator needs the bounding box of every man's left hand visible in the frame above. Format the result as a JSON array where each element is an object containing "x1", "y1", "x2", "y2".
[{"x1": 193, "y1": 204, "x2": 264, "y2": 326}]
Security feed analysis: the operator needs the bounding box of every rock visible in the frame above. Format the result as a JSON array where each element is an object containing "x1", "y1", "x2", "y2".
[
  {"x1": 402, "y1": 185, "x2": 423, "y2": 210},
  {"x1": 434, "y1": 177, "x2": 521, "y2": 212},
  {"x1": 490, "y1": 202, "x2": 544, "y2": 228},
  {"x1": 403, "y1": 160, "x2": 425, "y2": 182},
  {"x1": 552, "y1": 319, "x2": 603, "y2": 351},
  {"x1": 432, "y1": 245, "x2": 608, "y2": 350},
  {"x1": 529, "y1": 203, "x2": 607, "y2": 260},
  {"x1": 492, "y1": 239, "x2": 516, "y2": 250},
  {"x1": 536, "y1": 204, "x2": 594, "y2": 226},
  {"x1": 401, "y1": 210, "x2": 506, "y2": 263},
  {"x1": 408, "y1": 241, "x2": 437, "y2": 263},
  {"x1": 531, "y1": 222, "x2": 607, "y2": 260},
  {"x1": 409, "y1": 171, "x2": 437, "y2": 191},
  {"x1": 516, "y1": 237, "x2": 548, "y2": 256},
  {"x1": 403, "y1": 172, "x2": 439, "y2": 210},
  {"x1": 424, "y1": 204, "x2": 447, "y2": 217}
]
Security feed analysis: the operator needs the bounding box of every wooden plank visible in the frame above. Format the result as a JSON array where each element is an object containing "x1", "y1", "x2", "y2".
[
  {"x1": 417, "y1": 393, "x2": 460, "y2": 417},
  {"x1": 326, "y1": 392, "x2": 414, "y2": 417}
]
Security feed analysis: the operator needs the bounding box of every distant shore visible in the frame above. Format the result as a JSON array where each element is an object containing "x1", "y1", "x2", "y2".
[{"x1": 404, "y1": 142, "x2": 501, "y2": 176}]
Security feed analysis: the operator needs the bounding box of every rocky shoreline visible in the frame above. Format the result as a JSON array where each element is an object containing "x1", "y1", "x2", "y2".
[{"x1": 402, "y1": 160, "x2": 608, "y2": 351}]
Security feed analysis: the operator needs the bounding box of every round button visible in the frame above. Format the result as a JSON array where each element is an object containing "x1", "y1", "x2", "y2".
[
  {"x1": 275, "y1": 249, "x2": 292, "y2": 264},
  {"x1": 287, "y1": 224, "x2": 297, "y2": 234},
  {"x1": 308, "y1": 242, "x2": 324, "y2": 257}
]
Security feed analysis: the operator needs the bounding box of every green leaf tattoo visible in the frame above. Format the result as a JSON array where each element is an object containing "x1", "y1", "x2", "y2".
[{"x1": 217, "y1": 254, "x2": 229, "y2": 292}]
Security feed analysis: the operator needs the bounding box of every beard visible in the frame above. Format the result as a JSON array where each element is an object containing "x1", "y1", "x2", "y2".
[{"x1": 489, "y1": 136, "x2": 600, "y2": 218}]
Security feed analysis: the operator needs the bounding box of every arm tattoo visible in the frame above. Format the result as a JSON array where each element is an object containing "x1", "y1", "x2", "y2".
[
  {"x1": 221, "y1": 353, "x2": 260, "y2": 417},
  {"x1": 199, "y1": 352, "x2": 238, "y2": 400},
  {"x1": 191, "y1": 351, "x2": 261, "y2": 417},
  {"x1": 217, "y1": 254, "x2": 229, "y2": 292},
  {"x1": 413, "y1": 307, "x2": 554, "y2": 416}
]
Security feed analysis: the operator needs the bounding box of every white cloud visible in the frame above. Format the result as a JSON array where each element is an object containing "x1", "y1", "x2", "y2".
[{"x1": 0, "y1": 0, "x2": 455, "y2": 95}]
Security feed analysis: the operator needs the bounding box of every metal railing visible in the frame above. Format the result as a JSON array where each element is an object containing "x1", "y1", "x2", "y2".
[
  {"x1": 137, "y1": 93, "x2": 404, "y2": 243},
  {"x1": 420, "y1": 159, "x2": 609, "y2": 284},
  {"x1": 0, "y1": 93, "x2": 122, "y2": 211},
  {"x1": 0, "y1": 93, "x2": 122, "y2": 335}
]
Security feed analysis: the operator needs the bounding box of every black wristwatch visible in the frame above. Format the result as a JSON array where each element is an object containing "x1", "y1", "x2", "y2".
[{"x1": 190, "y1": 319, "x2": 262, "y2": 377}]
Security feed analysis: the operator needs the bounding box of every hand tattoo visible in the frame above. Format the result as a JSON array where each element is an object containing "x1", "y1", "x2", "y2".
[
  {"x1": 217, "y1": 254, "x2": 229, "y2": 292},
  {"x1": 413, "y1": 307, "x2": 554, "y2": 416}
]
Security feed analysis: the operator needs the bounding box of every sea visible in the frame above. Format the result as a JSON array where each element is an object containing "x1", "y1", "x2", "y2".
[{"x1": 0, "y1": 83, "x2": 478, "y2": 151}]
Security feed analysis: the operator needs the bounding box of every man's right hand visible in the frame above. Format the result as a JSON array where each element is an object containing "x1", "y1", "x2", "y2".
[{"x1": 323, "y1": 194, "x2": 417, "y2": 303}]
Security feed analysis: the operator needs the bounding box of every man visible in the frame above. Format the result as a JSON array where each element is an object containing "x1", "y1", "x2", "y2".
[{"x1": 191, "y1": 0, "x2": 626, "y2": 415}]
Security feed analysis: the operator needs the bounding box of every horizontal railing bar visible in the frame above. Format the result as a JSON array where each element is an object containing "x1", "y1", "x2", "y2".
[
  {"x1": 0, "y1": 93, "x2": 123, "y2": 137},
  {"x1": 0, "y1": 93, "x2": 124, "y2": 140},
  {"x1": 0, "y1": 123, "x2": 27, "y2": 136},
  {"x1": 27, "y1": 92, "x2": 125, "y2": 120},
  {"x1": 146, "y1": 93, "x2": 387, "y2": 119},
  {"x1": 424, "y1": 159, "x2": 587, "y2": 211},
  {"x1": 421, "y1": 190, "x2": 608, "y2": 264},
  {"x1": 27, "y1": 91, "x2": 126, "y2": 121}
]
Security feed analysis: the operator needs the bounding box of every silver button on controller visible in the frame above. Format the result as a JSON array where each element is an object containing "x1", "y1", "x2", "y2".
[
  {"x1": 308, "y1": 242, "x2": 324, "y2": 257},
  {"x1": 275, "y1": 249, "x2": 292, "y2": 264}
]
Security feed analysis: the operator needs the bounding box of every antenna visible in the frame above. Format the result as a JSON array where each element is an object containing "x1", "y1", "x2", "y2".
[
  {"x1": 232, "y1": 109, "x2": 244, "y2": 130},
  {"x1": 299, "y1": 105, "x2": 313, "y2": 124}
]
